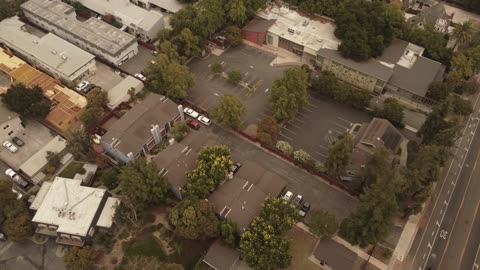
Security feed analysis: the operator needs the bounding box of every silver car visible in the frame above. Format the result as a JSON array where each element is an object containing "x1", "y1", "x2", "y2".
[{"x1": 3, "y1": 141, "x2": 18, "y2": 153}]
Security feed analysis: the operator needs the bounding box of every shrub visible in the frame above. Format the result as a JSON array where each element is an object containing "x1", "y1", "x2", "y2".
[
  {"x1": 293, "y1": 150, "x2": 312, "y2": 164},
  {"x1": 276, "y1": 141, "x2": 293, "y2": 156},
  {"x1": 211, "y1": 62, "x2": 223, "y2": 73},
  {"x1": 171, "y1": 122, "x2": 189, "y2": 142},
  {"x1": 228, "y1": 70, "x2": 242, "y2": 84}
]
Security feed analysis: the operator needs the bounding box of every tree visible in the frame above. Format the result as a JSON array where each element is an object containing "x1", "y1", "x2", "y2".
[
  {"x1": 86, "y1": 88, "x2": 108, "y2": 108},
  {"x1": 158, "y1": 40, "x2": 184, "y2": 63},
  {"x1": 211, "y1": 61, "x2": 223, "y2": 73},
  {"x1": 426, "y1": 81, "x2": 451, "y2": 101},
  {"x1": 225, "y1": 25, "x2": 243, "y2": 47},
  {"x1": 225, "y1": 0, "x2": 247, "y2": 25},
  {"x1": 276, "y1": 140, "x2": 293, "y2": 156},
  {"x1": 211, "y1": 94, "x2": 246, "y2": 128},
  {"x1": 451, "y1": 20, "x2": 476, "y2": 50},
  {"x1": 98, "y1": 167, "x2": 120, "y2": 190},
  {"x1": 124, "y1": 256, "x2": 184, "y2": 270},
  {"x1": 171, "y1": 28, "x2": 202, "y2": 59},
  {"x1": 310, "y1": 210, "x2": 338, "y2": 240},
  {"x1": 3, "y1": 212, "x2": 32, "y2": 241},
  {"x1": 449, "y1": 95, "x2": 473, "y2": 116},
  {"x1": 360, "y1": 147, "x2": 392, "y2": 188},
  {"x1": 240, "y1": 217, "x2": 291, "y2": 270},
  {"x1": 66, "y1": 128, "x2": 92, "y2": 160},
  {"x1": 418, "y1": 104, "x2": 460, "y2": 147},
  {"x1": 171, "y1": 122, "x2": 190, "y2": 142},
  {"x1": 193, "y1": 0, "x2": 226, "y2": 38},
  {"x1": 80, "y1": 88, "x2": 107, "y2": 128},
  {"x1": 0, "y1": 0, "x2": 24, "y2": 21},
  {"x1": 1, "y1": 84, "x2": 50, "y2": 118},
  {"x1": 375, "y1": 98, "x2": 404, "y2": 127},
  {"x1": 220, "y1": 219, "x2": 238, "y2": 247},
  {"x1": 169, "y1": 197, "x2": 220, "y2": 239},
  {"x1": 260, "y1": 197, "x2": 299, "y2": 234},
  {"x1": 257, "y1": 116, "x2": 280, "y2": 145},
  {"x1": 402, "y1": 27, "x2": 452, "y2": 65},
  {"x1": 227, "y1": 70, "x2": 242, "y2": 84},
  {"x1": 119, "y1": 159, "x2": 168, "y2": 212},
  {"x1": 270, "y1": 84, "x2": 299, "y2": 122},
  {"x1": 448, "y1": 53, "x2": 474, "y2": 81},
  {"x1": 64, "y1": 246, "x2": 97, "y2": 270},
  {"x1": 325, "y1": 134, "x2": 353, "y2": 177}
]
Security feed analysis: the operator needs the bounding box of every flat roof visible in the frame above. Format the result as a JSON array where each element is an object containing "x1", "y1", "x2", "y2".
[
  {"x1": 258, "y1": 5, "x2": 340, "y2": 52},
  {"x1": 107, "y1": 75, "x2": 143, "y2": 109},
  {"x1": 0, "y1": 101, "x2": 19, "y2": 124},
  {"x1": 29, "y1": 181, "x2": 53, "y2": 211},
  {"x1": 148, "y1": 0, "x2": 184, "y2": 13},
  {"x1": 0, "y1": 17, "x2": 95, "y2": 78},
  {"x1": 32, "y1": 177, "x2": 107, "y2": 236},
  {"x1": 19, "y1": 136, "x2": 67, "y2": 177},
  {"x1": 96, "y1": 197, "x2": 120, "y2": 228},
  {"x1": 313, "y1": 239, "x2": 358, "y2": 270},
  {"x1": 22, "y1": 0, "x2": 137, "y2": 57},
  {"x1": 203, "y1": 240, "x2": 240, "y2": 270}
]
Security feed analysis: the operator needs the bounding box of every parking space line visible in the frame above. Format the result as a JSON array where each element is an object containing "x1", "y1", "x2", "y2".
[
  {"x1": 337, "y1": 117, "x2": 353, "y2": 126},
  {"x1": 279, "y1": 133, "x2": 293, "y2": 141},
  {"x1": 329, "y1": 121, "x2": 350, "y2": 131},
  {"x1": 304, "y1": 107, "x2": 314, "y2": 113},
  {"x1": 287, "y1": 121, "x2": 304, "y2": 129},
  {"x1": 315, "y1": 151, "x2": 327, "y2": 158},
  {"x1": 317, "y1": 145, "x2": 329, "y2": 150},
  {"x1": 307, "y1": 102, "x2": 320, "y2": 108},
  {"x1": 282, "y1": 127, "x2": 297, "y2": 135}
]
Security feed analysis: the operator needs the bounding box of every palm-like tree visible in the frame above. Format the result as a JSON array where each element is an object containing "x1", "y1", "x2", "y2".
[{"x1": 451, "y1": 20, "x2": 476, "y2": 50}]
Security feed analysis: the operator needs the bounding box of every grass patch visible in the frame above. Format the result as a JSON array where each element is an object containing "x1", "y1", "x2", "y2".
[
  {"x1": 58, "y1": 162, "x2": 86, "y2": 178},
  {"x1": 125, "y1": 235, "x2": 167, "y2": 260}
]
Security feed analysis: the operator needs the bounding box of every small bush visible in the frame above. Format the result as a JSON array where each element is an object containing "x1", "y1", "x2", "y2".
[
  {"x1": 228, "y1": 70, "x2": 242, "y2": 84},
  {"x1": 293, "y1": 150, "x2": 312, "y2": 164},
  {"x1": 171, "y1": 122, "x2": 189, "y2": 142},
  {"x1": 276, "y1": 141, "x2": 293, "y2": 156},
  {"x1": 211, "y1": 62, "x2": 223, "y2": 73}
]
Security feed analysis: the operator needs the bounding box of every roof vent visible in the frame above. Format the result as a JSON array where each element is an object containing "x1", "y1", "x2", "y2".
[
  {"x1": 288, "y1": 27, "x2": 295, "y2": 34},
  {"x1": 33, "y1": 40, "x2": 38, "y2": 44},
  {"x1": 61, "y1": 55, "x2": 67, "y2": 60},
  {"x1": 51, "y1": 50, "x2": 57, "y2": 55},
  {"x1": 302, "y1": 20, "x2": 309, "y2": 27}
]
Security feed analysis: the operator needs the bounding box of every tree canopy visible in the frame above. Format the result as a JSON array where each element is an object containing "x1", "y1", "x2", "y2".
[
  {"x1": 309, "y1": 210, "x2": 338, "y2": 240},
  {"x1": 125, "y1": 256, "x2": 184, "y2": 270},
  {"x1": 64, "y1": 246, "x2": 97, "y2": 270},
  {"x1": 220, "y1": 219, "x2": 238, "y2": 247},
  {"x1": 66, "y1": 128, "x2": 92, "y2": 160},
  {"x1": 1, "y1": 84, "x2": 50, "y2": 118},
  {"x1": 402, "y1": 27, "x2": 452, "y2": 65},
  {"x1": 211, "y1": 94, "x2": 246, "y2": 128},
  {"x1": 0, "y1": 181, "x2": 32, "y2": 242},
  {"x1": 374, "y1": 98, "x2": 404, "y2": 128},
  {"x1": 0, "y1": 0, "x2": 24, "y2": 22},
  {"x1": 260, "y1": 197, "x2": 299, "y2": 234},
  {"x1": 80, "y1": 88, "x2": 107, "y2": 128},
  {"x1": 256, "y1": 116, "x2": 281, "y2": 145}
]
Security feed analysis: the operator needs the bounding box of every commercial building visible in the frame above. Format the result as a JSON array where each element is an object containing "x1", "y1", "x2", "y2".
[
  {"x1": 106, "y1": 75, "x2": 144, "y2": 109},
  {"x1": 101, "y1": 93, "x2": 183, "y2": 163},
  {"x1": 0, "y1": 103, "x2": 24, "y2": 142},
  {"x1": 0, "y1": 17, "x2": 96, "y2": 83},
  {"x1": 65, "y1": 0, "x2": 165, "y2": 42},
  {"x1": 203, "y1": 240, "x2": 241, "y2": 270},
  {"x1": 131, "y1": 0, "x2": 184, "y2": 13},
  {"x1": 22, "y1": 0, "x2": 138, "y2": 66},
  {"x1": 30, "y1": 177, "x2": 120, "y2": 246}
]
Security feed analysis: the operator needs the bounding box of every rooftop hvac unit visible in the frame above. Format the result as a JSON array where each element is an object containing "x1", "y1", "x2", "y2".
[
  {"x1": 51, "y1": 50, "x2": 57, "y2": 54},
  {"x1": 288, "y1": 27, "x2": 295, "y2": 34},
  {"x1": 61, "y1": 55, "x2": 67, "y2": 60}
]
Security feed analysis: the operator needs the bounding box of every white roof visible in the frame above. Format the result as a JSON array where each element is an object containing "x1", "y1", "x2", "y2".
[
  {"x1": 0, "y1": 17, "x2": 95, "y2": 78},
  {"x1": 19, "y1": 136, "x2": 67, "y2": 177},
  {"x1": 32, "y1": 177, "x2": 107, "y2": 236},
  {"x1": 107, "y1": 75, "x2": 144, "y2": 109},
  {"x1": 29, "y1": 181, "x2": 53, "y2": 211},
  {"x1": 148, "y1": 0, "x2": 184, "y2": 13},
  {"x1": 258, "y1": 5, "x2": 340, "y2": 52},
  {"x1": 96, "y1": 197, "x2": 120, "y2": 228}
]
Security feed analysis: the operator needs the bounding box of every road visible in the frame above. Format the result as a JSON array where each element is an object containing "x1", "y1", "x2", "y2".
[{"x1": 407, "y1": 93, "x2": 480, "y2": 270}]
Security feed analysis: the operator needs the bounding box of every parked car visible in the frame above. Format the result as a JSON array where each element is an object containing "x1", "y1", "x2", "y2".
[
  {"x1": 299, "y1": 201, "x2": 311, "y2": 217},
  {"x1": 198, "y1": 115, "x2": 212, "y2": 126},
  {"x1": 11, "y1": 188, "x2": 23, "y2": 200},
  {"x1": 292, "y1": 194, "x2": 303, "y2": 206},
  {"x1": 151, "y1": 50, "x2": 158, "y2": 56},
  {"x1": 12, "y1": 137, "x2": 24, "y2": 147},
  {"x1": 186, "y1": 119, "x2": 200, "y2": 130},
  {"x1": 134, "y1": 73, "x2": 147, "y2": 81},
  {"x1": 81, "y1": 83, "x2": 96, "y2": 94},
  {"x1": 183, "y1": 107, "x2": 199, "y2": 119},
  {"x1": 75, "y1": 80, "x2": 89, "y2": 92},
  {"x1": 0, "y1": 232, "x2": 6, "y2": 241},
  {"x1": 227, "y1": 162, "x2": 242, "y2": 178},
  {"x1": 283, "y1": 191, "x2": 293, "y2": 201},
  {"x1": 5, "y1": 168, "x2": 29, "y2": 188},
  {"x1": 3, "y1": 141, "x2": 18, "y2": 153}
]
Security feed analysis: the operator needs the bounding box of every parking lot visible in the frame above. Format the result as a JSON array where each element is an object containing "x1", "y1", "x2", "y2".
[
  {"x1": 85, "y1": 62, "x2": 124, "y2": 91},
  {"x1": 121, "y1": 45, "x2": 157, "y2": 75},
  {"x1": 188, "y1": 44, "x2": 289, "y2": 129},
  {"x1": 280, "y1": 95, "x2": 372, "y2": 163},
  {"x1": 0, "y1": 120, "x2": 56, "y2": 170}
]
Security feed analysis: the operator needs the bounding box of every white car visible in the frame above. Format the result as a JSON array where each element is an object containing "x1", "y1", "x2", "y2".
[
  {"x1": 134, "y1": 73, "x2": 146, "y2": 81},
  {"x1": 3, "y1": 141, "x2": 18, "y2": 153},
  {"x1": 183, "y1": 107, "x2": 199, "y2": 119},
  {"x1": 75, "y1": 80, "x2": 89, "y2": 92},
  {"x1": 292, "y1": 194, "x2": 303, "y2": 205},
  {"x1": 198, "y1": 115, "x2": 212, "y2": 126},
  {"x1": 283, "y1": 191, "x2": 293, "y2": 201},
  {"x1": 5, "y1": 169, "x2": 29, "y2": 188}
]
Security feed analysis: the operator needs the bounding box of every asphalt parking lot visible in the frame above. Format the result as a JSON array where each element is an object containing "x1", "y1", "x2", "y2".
[
  {"x1": 0, "y1": 120, "x2": 56, "y2": 170},
  {"x1": 280, "y1": 95, "x2": 372, "y2": 163},
  {"x1": 121, "y1": 45, "x2": 156, "y2": 75},
  {"x1": 188, "y1": 44, "x2": 289, "y2": 129},
  {"x1": 85, "y1": 62, "x2": 124, "y2": 91}
]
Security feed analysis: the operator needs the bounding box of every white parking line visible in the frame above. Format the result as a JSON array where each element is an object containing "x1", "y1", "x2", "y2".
[
  {"x1": 287, "y1": 122, "x2": 304, "y2": 129},
  {"x1": 282, "y1": 127, "x2": 297, "y2": 135},
  {"x1": 317, "y1": 145, "x2": 329, "y2": 150},
  {"x1": 314, "y1": 151, "x2": 327, "y2": 158},
  {"x1": 295, "y1": 118, "x2": 307, "y2": 124},
  {"x1": 304, "y1": 107, "x2": 314, "y2": 113},
  {"x1": 337, "y1": 117, "x2": 353, "y2": 126},
  {"x1": 308, "y1": 102, "x2": 320, "y2": 108},
  {"x1": 279, "y1": 133, "x2": 293, "y2": 141},
  {"x1": 330, "y1": 120, "x2": 350, "y2": 130}
]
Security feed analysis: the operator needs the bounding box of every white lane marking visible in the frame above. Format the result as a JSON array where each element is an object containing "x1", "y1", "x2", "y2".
[
  {"x1": 278, "y1": 133, "x2": 293, "y2": 141},
  {"x1": 265, "y1": 88, "x2": 269, "y2": 93},
  {"x1": 282, "y1": 127, "x2": 297, "y2": 135}
]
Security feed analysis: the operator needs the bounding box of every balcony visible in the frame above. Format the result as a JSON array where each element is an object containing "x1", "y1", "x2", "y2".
[
  {"x1": 35, "y1": 227, "x2": 57, "y2": 237},
  {"x1": 56, "y1": 237, "x2": 85, "y2": 247}
]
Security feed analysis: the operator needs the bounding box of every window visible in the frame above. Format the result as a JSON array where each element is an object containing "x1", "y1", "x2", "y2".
[{"x1": 267, "y1": 35, "x2": 273, "y2": 44}]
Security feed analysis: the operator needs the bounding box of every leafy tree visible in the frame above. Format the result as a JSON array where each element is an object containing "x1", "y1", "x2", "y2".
[
  {"x1": 211, "y1": 94, "x2": 246, "y2": 128},
  {"x1": 451, "y1": 20, "x2": 476, "y2": 50},
  {"x1": 325, "y1": 134, "x2": 353, "y2": 177},
  {"x1": 66, "y1": 129, "x2": 92, "y2": 160},
  {"x1": 225, "y1": 25, "x2": 243, "y2": 47},
  {"x1": 98, "y1": 167, "x2": 120, "y2": 190},
  {"x1": 119, "y1": 159, "x2": 168, "y2": 212},
  {"x1": 64, "y1": 246, "x2": 97, "y2": 270},
  {"x1": 0, "y1": 0, "x2": 24, "y2": 21},
  {"x1": 1, "y1": 84, "x2": 50, "y2": 118},
  {"x1": 418, "y1": 104, "x2": 460, "y2": 147},
  {"x1": 169, "y1": 197, "x2": 220, "y2": 239},
  {"x1": 171, "y1": 122, "x2": 190, "y2": 142},
  {"x1": 448, "y1": 53, "x2": 474, "y2": 81},
  {"x1": 276, "y1": 140, "x2": 293, "y2": 156},
  {"x1": 293, "y1": 150, "x2": 312, "y2": 164},
  {"x1": 360, "y1": 147, "x2": 392, "y2": 188},
  {"x1": 270, "y1": 84, "x2": 298, "y2": 121},
  {"x1": 374, "y1": 98, "x2": 404, "y2": 127},
  {"x1": 257, "y1": 116, "x2": 280, "y2": 145},
  {"x1": 171, "y1": 28, "x2": 202, "y2": 59},
  {"x1": 124, "y1": 256, "x2": 184, "y2": 270},
  {"x1": 449, "y1": 95, "x2": 473, "y2": 116},
  {"x1": 211, "y1": 61, "x2": 223, "y2": 73},
  {"x1": 311, "y1": 71, "x2": 338, "y2": 98},
  {"x1": 80, "y1": 88, "x2": 107, "y2": 128},
  {"x1": 260, "y1": 197, "x2": 299, "y2": 234},
  {"x1": 243, "y1": 0, "x2": 267, "y2": 17},
  {"x1": 220, "y1": 219, "x2": 238, "y2": 247},
  {"x1": 309, "y1": 210, "x2": 338, "y2": 239},
  {"x1": 227, "y1": 70, "x2": 242, "y2": 84},
  {"x1": 225, "y1": 0, "x2": 248, "y2": 25},
  {"x1": 402, "y1": 27, "x2": 452, "y2": 65},
  {"x1": 3, "y1": 212, "x2": 32, "y2": 241},
  {"x1": 240, "y1": 217, "x2": 291, "y2": 270},
  {"x1": 193, "y1": 0, "x2": 226, "y2": 38},
  {"x1": 426, "y1": 81, "x2": 451, "y2": 101},
  {"x1": 157, "y1": 40, "x2": 184, "y2": 63},
  {"x1": 86, "y1": 88, "x2": 108, "y2": 108}
]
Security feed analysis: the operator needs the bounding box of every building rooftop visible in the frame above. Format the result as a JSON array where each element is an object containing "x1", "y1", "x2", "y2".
[
  {"x1": 32, "y1": 177, "x2": 107, "y2": 236},
  {"x1": 407, "y1": 3, "x2": 451, "y2": 32},
  {"x1": 107, "y1": 75, "x2": 143, "y2": 109},
  {"x1": 258, "y1": 4, "x2": 340, "y2": 52},
  {"x1": 243, "y1": 18, "x2": 276, "y2": 33},
  {"x1": 96, "y1": 197, "x2": 120, "y2": 228},
  {"x1": 29, "y1": 181, "x2": 52, "y2": 211},
  {"x1": 313, "y1": 239, "x2": 358, "y2": 270},
  {"x1": 19, "y1": 136, "x2": 67, "y2": 177},
  {"x1": 0, "y1": 100, "x2": 19, "y2": 124},
  {"x1": 22, "y1": 0, "x2": 137, "y2": 57},
  {"x1": 0, "y1": 17, "x2": 95, "y2": 78},
  {"x1": 354, "y1": 118, "x2": 406, "y2": 152},
  {"x1": 149, "y1": 0, "x2": 184, "y2": 13},
  {"x1": 101, "y1": 93, "x2": 180, "y2": 156},
  {"x1": 203, "y1": 240, "x2": 240, "y2": 270}
]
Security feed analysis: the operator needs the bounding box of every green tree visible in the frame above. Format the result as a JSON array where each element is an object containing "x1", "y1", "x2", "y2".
[
  {"x1": 0, "y1": 0, "x2": 24, "y2": 21},
  {"x1": 66, "y1": 128, "x2": 92, "y2": 160},
  {"x1": 451, "y1": 20, "x2": 476, "y2": 50},
  {"x1": 98, "y1": 167, "x2": 120, "y2": 190},
  {"x1": 227, "y1": 70, "x2": 242, "y2": 84},
  {"x1": 402, "y1": 27, "x2": 452, "y2": 64},
  {"x1": 220, "y1": 219, "x2": 238, "y2": 247},
  {"x1": 276, "y1": 140, "x2": 293, "y2": 156},
  {"x1": 225, "y1": 25, "x2": 243, "y2": 47},
  {"x1": 171, "y1": 28, "x2": 202, "y2": 59},
  {"x1": 426, "y1": 81, "x2": 451, "y2": 101},
  {"x1": 169, "y1": 197, "x2": 220, "y2": 239},
  {"x1": 449, "y1": 95, "x2": 473, "y2": 116},
  {"x1": 418, "y1": 104, "x2": 459, "y2": 147},
  {"x1": 270, "y1": 84, "x2": 298, "y2": 122},
  {"x1": 310, "y1": 210, "x2": 338, "y2": 240},
  {"x1": 80, "y1": 88, "x2": 107, "y2": 128},
  {"x1": 240, "y1": 217, "x2": 291, "y2": 270},
  {"x1": 260, "y1": 197, "x2": 299, "y2": 234},
  {"x1": 256, "y1": 116, "x2": 280, "y2": 145},
  {"x1": 119, "y1": 159, "x2": 169, "y2": 212},
  {"x1": 211, "y1": 94, "x2": 246, "y2": 128},
  {"x1": 225, "y1": 0, "x2": 247, "y2": 25},
  {"x1": 193, "y1": 0, "x2": 226, "y2": 38},
  {"x1": 360, "y1": 147, "x2": 392, "y2": 188},
  {"x1": 1, "y1": 84, "x2": 50, "y2": 118},
  {"x1": 375, "y1": 98, "x2": 404, "y2": 127},
  {"x1": 85, "y1": 88, "x2": 108, "y2": 108},
  {"x1": 171, "y1": 122, "x2": 190, "y2": 142},
  {"x1": 325, "y1": 134, "x2": 353, "y2": 177},
  {"x1": 157, "y1": 40, "x2": 184, "y2": 63},
  {"x1": 125, "y1": 256, "x2": 184, "y2": 270},
  {"x1": 64, "y1": 246, "x2": 97, "y2": 270},
  {"x1": 211, "y1": 61, "x2": 223, "y2": 73},
  {"x1": 448, "y1": 53, "x2": 474, "y2": 81},
  {"x1": 3, "y1": 212, "x2": 32, "y2": 241}
]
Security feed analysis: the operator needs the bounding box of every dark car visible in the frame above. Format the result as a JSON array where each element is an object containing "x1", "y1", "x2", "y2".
[
  {"x1": 186, "y1": 119, "x2": 200, "y2": 130},
  {"x1": 82, "y1": 83, "x2": 96, "y2": 94},
  {"x1": 12, "y1": 137, "x2": 24, "y2": 147},
  {"x1": 299, "y1": 201, "x2": 311, "y2": 217},
  {"x1": 231, "y1": 162, "x2": 241, "y2": 175}
]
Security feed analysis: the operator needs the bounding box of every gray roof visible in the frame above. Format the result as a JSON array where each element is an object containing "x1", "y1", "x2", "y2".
[
  {"x1": 354, "y1": 118, "x2": 406, "y2": 152},
  {"x1": 0, "y1": 17, "x2": 95, "y2": 78},
  {"x1": 408, "y1": 3, "x2": 450, "y2": 26},
  {"x1": 203, "y1": 240, "x2": 240, "y2": 270},
  {"x1": 0, "y1": 101, "x2": 20, "y2": 124},
  {"x1": 22, "y1": 0, "x2": 137, "y2": 57},
  {"x1": 101, "y1": 93, "x2": 180, "y2": 156},
  {"x1": 20, "y1": 136, "x2": 67, "y2": 177},
  {"x1": 313, "y1": 239, "x2": 358, "y2": 270},
  {"x1": 318, "y1": 48, "x2": 393, "y2": 82},
  {"x1": 376, "y1": 39, "x2": 410, "y2": 64},
  {"x1": 389, "y1": 56, "x2": 444, "y2": 97},
  {"x1": 243, "y1": 18, "x2": 276, "y2": 33}
]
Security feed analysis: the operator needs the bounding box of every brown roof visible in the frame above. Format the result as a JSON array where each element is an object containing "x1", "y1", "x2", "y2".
[
  {"x1": 203, "y1": 240, "x2": 240, "y2": 270},
  {"x1": 243, "y1": 18, "x2": 275, "y2": 33},
  {"x1": 313, "y1": 239, "x2": 357, "y2": 270},
  {"x1": 101, "y1": 93, "x2": 180, "y2": 156}
]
